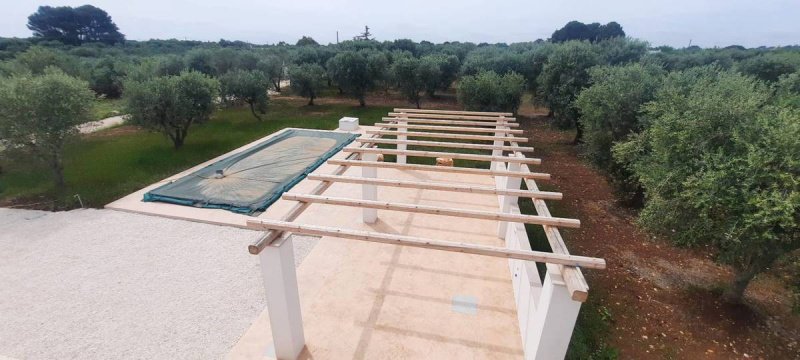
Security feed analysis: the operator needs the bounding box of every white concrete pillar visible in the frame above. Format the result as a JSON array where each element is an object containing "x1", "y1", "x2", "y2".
[
  {"x1": 259, "y1": 237, "x2": 305, "y2": 360},
  {"x1": 497, "y1": 159, "x2": 521, "y2": 238},
  {"x1": 525, "y1": 266, "x2": 581, "y2": 360},
  {"x1": 362, "y1": 152, "x2": 378, "y2": 223},
  {"x1": 397, "y1": 114, "x2": 407, "y2": 164}
]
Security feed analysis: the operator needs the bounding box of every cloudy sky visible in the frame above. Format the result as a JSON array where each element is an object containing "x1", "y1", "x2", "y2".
[{"x1": 2, "y1": 0, "x2": 798, "y2": 48}]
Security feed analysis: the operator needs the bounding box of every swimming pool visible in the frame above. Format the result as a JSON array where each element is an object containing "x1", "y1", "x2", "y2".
[{"x1": 143, "y1": 129, "x2": 358, "y2": 215}]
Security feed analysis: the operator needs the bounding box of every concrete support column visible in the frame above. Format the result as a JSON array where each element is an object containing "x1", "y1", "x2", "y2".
[
  {"x1": 362, "y1": 152, "x2": 378, "y2": 223},
  {"x1": 525, "y1": 266, "x2": 581, "y2": 360},
  {"x1": 259, "y1": 237, "x2": 305, "y2": 360}
]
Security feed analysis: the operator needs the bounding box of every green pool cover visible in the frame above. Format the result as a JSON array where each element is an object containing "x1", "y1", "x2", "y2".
[{"x1": 143, "y1": 129, "x2": 358, "y2": 215}]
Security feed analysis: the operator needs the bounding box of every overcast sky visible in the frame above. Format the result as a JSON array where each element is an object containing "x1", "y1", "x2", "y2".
[{"x1": 2, "y1": 0, "x2": 798, "y2": 48}]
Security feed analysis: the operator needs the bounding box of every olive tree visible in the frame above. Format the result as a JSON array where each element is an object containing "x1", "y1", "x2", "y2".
[
  {"x1": 125, "y1": 71, "x2": 219, "y2": 149},
  {"x1": 288, "y1": 63, "x2": 326, "y2": 105},
  {"x1": 391, "y1": 57, "x2": 425, "y2": 108},
  {"x1": 575, "y1": 63, "x2": 664, "y2": 204},
  {"x1": 257, "y1": 55, "x2": 284, "y2": 92},
  {"x1": 457, "y1": 70, "x2": 525, "y2": 114},
  {"x1": 219, "y1": 69, "x2": 269, "y2": 120},
  {"x1": 326, "y1": 51, "x2": 376, "y2": 107},
  {"x1": 613, "y1": 67, "x2": 800, "y2": 303},
  {"x1": 417, "y1": 56, "x2": 443, "y2": 97},
  {"x1": 537, "y1": 41, "x2": 601, "y2": 143},
  {"x1": 0, "y1": 68, "x2": 94, "y2": 192}
]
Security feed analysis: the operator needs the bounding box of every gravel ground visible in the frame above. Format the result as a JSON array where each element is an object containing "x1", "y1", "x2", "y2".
[
  {"x1": 0, "y1": 208, "x2": 318, "y2": 360},
  {"x1": 77, "y1": 115, "x2": 126, "y2": 134}
]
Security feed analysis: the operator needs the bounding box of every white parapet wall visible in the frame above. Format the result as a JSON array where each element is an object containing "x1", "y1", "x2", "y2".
[{"x1": 494, "y1": 160, "x2": 583, "y2": 360}]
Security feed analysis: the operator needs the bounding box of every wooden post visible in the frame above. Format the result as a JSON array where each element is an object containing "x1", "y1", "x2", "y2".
[
  {"x1": 397, "y1": 113, "x2": 407, "y2": 164},
  {"x1": 498, "y1": 159, "x2": 522, "y2": 238},
  {"x1": 362, "y1": 152, "x2": 378, "y2": 223},
  {"x1": 525, "y1": 265, "x2": 582, "y2": 360},
  {"x1": 259, "y1": 237, "x2": 305, "y2": 360}
]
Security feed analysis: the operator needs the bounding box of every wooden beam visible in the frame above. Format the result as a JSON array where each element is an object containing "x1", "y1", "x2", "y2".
[
  {"x1": 307, "y1": 174, "x2": 562, "y2": 200},
  {"x1": 326, "y1": 160, "x2": 551, "y2": 180},
  {"x1": 355, "y1": 138, "x2": 534, "y2": 152},
  {"x1": 392, "y1": 108, "x2": 514, "y2": 117},
  {"x1": 367, "y1": 130, "x2": 527, "y2": 142},
  {"x1": 281, "y1": 193, "x2": 581, "y2": 228},
  {"x1": 246, "y1": 220, "x2": 605, "y2": 269},
  {"x1": 343, "y1": 147, "x2": 542, "y2": 165},
  {"x1": 383, "y1": 117, "x2": 520, "y2": 127},
  {"x1": 375, "y1": 123, "x2": 524, "y2": 134}
]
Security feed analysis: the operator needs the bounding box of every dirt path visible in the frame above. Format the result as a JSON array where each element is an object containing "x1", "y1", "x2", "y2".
[{"x1": 518, "y1": 114, "x2": 799, "y2": 359}]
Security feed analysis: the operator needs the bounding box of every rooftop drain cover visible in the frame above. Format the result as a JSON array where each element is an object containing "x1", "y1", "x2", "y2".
[{"x1": 143, "y1": 129, "x2": 358, "y2": 215}]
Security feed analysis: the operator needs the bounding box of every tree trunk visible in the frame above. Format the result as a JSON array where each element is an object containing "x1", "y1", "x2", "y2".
[
  {"x1": 50, "y1": 155, "x2": 66, "y2": 195},
  {"x1": 308, "y1": 95, "x2": 315, "y2": 106},
  {"x1": 358, "y1": 96, "x2": 366, "y2": 107},
  {"x1": 249, "y1": 101, "x2": 263, "y2": 121},
  {"x1": 415, "y1": 98, "x2": 421, "y2": 109},
  {"x1": 722, "y1": 266, "x2": 759, "y2": 303},
  {"x1": 573, "y1": 120, "x2": 584, "y2": 144},
  {"x1": 547, "y1": 110, "x2": 554, "y2": 118},
  {"x1": 172, "y1": 130, "x2": 185, "y2": 149}
]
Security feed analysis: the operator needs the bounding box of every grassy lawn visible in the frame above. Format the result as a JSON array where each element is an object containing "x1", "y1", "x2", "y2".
[
  {"x1": 0, "y1": 99, "x2": 390, "y2": 208},
  {"x1": 90, "y1": 98, "x2": 126, "y2": 121}
]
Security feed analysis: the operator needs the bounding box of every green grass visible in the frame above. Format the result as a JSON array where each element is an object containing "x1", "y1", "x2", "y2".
[
  {"x1": 0, "y1": 99, "x2": 390, "y2": 207},
  {"x1": 90, "y1": 98, "x2": 125, "y2": 121}
]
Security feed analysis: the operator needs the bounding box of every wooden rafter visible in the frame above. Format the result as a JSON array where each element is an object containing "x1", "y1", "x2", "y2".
[
  {"x1": 326, "y1": 160, "x2": 551, "y2": 180},
  {"x1": 342, "y1": 147, "x2": 542, "y2": 164},
  {"x1": 247, "y1": 219, "x2": 605, "y2": 269},
  {"x1": 366, "y1": 130, "x2": 528, "y2": 142},
  {"x1": 281, "y1": 193, "x2": 580, "y2": 228},
  {"x1": 382, "y1": 117, "x2": 520, "y2": 127},
  {"x1": 393, "y1": 108, "x2": 513, "y2": 117},
  {"x1": 374, "y1": 123, "x2": 525, "y2": 134},
  {"x1": 354, "y1": 138, "x2": 534, "y2": 152},
  {"x1": 307, "y1": 174, "x2": 563, "y2": 200}
]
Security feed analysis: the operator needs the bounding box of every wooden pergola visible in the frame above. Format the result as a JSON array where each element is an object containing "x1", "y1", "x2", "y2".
[{"x1": 245, "y1": 108, "x2": 605, "y2": 359}]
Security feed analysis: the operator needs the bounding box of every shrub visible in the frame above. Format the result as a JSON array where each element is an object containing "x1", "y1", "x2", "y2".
[
  {"x1": 457, "y1": 70, "x2": 525, "y2": 114},
  {"x1": 737, "y1": 53, "x2": 800, "y2": 82},
  {"x1": 575, "y1": 63, "x2": 664, "y2": 204},
  {"x1": 613, "y1": 67, "x2": 800, "y2": 303}
]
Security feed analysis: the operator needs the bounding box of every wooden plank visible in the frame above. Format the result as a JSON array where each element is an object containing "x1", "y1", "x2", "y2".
[
  {"x1": 367, "y1": 130, "x2": 528, "y2": 143},
  {"x1": 246, "y1": 220, "x2": 605, "y2": 269},
  {"x1": 355, "y1": 138, "x2": 534, "y2": 152},
  {"x1": 375, "y1": 123, "x2": 525, "y2": 134},
  {"x1": 384, "y1": 117, "x2": 520, "y2": 127},
  {"x1": 281, "y1": 193, "x2": 581, "y2": 228},
  {"x1": 343, "y1": 147, "x2": 542, "y2": 165},
  {"x1": 326, "y1": 160, "x2": 551, "y2": 180},
  {"x1": 307, "y1": 174, "x2": 563, "y2": 200},
  {"x1": 393, "y1": 108, "x2": 514, "y2": 117}
]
